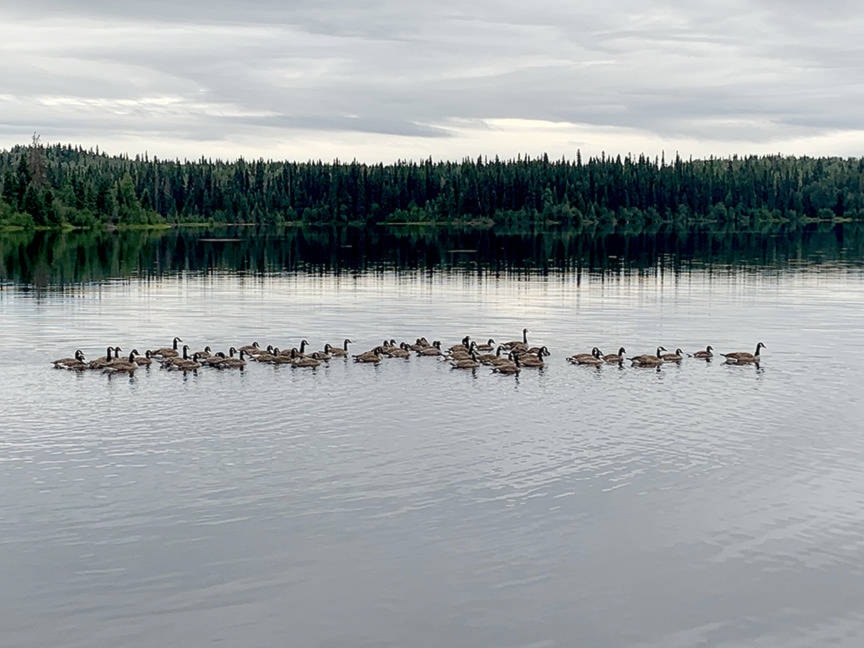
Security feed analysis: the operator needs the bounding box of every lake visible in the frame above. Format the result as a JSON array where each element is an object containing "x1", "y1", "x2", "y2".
[{"x1": 2, "y1": 224, "x2": 864, "y2": 647}]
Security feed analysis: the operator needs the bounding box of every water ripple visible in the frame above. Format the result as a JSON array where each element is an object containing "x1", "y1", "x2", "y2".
[{"x1": 2, "y1": 268, "x2": 864, "y2": 647}]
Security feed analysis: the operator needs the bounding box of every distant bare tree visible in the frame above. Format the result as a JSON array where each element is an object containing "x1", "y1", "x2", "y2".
[{"x1": 27, "y1": 131, "x2": 46, "y2": 189}]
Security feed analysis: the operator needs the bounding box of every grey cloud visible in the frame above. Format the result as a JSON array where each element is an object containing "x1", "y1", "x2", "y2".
[
  {"x1": 2, "y1": 1, "x2": 863, "y2": 156},
  {"x1": 240, "y1": 115, "x2": 453, "y2": 138}
]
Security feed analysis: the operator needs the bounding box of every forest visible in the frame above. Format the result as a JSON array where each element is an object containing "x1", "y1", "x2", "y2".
[{"x1": 2, "y1": 139, "x2": 864, "y2": 230}]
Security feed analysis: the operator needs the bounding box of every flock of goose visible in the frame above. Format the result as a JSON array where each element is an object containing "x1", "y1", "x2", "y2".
[{"x1": 51, "y1": 329, "x2": 766, "y2": 376}]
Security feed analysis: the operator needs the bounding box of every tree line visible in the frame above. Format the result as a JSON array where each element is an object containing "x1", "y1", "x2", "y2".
[{"x1": 2, "y1": 139, "x2": 864, "y2": 229}]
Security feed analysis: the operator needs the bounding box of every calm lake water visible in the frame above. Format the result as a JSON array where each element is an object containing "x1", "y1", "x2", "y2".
[{"x1": 2, "y1": 225, "x2": 864, "y2": 647}]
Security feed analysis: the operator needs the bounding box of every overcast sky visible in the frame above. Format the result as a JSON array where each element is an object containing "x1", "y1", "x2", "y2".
[{"x1": 2, "y1": 1, "x2": 863, "y2": 162}]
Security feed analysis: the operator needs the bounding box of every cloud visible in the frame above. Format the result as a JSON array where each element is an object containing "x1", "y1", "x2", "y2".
[{"x1": 1, "y1": 2, "x2": 863, "y2": 161}]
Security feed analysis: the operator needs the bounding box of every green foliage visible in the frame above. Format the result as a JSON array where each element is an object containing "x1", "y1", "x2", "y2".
[
  {"x1": 1, "y1": 144, "x2": 864, "y2": 230},
  {"x1": 0, "y1": 194, "x2": 35, "y2": 229}
]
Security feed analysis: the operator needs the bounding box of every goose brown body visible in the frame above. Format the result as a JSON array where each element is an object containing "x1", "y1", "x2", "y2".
[
  {"x1": 354, "y1": 347, "x2": 384, "y2": 364},
  {"x1": 53, "y1": 349, "x2": 87, "y2": 370},
  {"x1": 152, "y1": 337, "x2": 183, "y2": 358},
  {"x1": 217, "y1": 349, "x2": 247, "y2": 369},
  {"x1": 722, "y1": 342, "x2": 765, "y2": 362},
  {"x1": 416, "y1": 341, "x2": 443, "y2": 356},
  {"x1": 134, "y1": 350, "x2": 154, "y2": 366},
  {"x1": 324, "y1": 339, "x2": 352, "y2": 357},
  {"x1": 450, "y1": 350, "x2": 480, "y2": 369},
  {"x1": 492, "y1": 353, "x2": 521, "y2": 375},
  {"x1": 631, "y1": 347, "x2": 666, "y2": 367},
  {"x1": 104, "y1": 350, "x2": 139, "y2": 374},
  {"x1": 691, "y1": 345, "x2": 714, "y2": 359},
  {"x1": 568, "y1": 347, "x2": 601, "y2": 364},
  {"x1": 660, "y1": 348, "x2": 685, "y2": 362},
  {"x1": 602, "y1": 347, "x2": 627, "y2": 363},
  {"x1": 501, "y1": 328, "x2": 528, "y2": 351},
  {"x1": 87, "y1": 346, "x2": 116, "y2": 370}
]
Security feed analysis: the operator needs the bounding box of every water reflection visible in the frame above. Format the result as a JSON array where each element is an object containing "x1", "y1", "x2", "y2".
[
  {"x1": 2, "y1": 227, "x2": 864, "y2": 648},
  {"x1": 1, "y1": 222, "x2": 862, "y2": 287}
]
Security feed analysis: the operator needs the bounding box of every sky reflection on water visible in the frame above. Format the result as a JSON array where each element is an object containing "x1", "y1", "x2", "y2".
[{"x1": 1, "y1": 227, "x2": 863, "y2": 647}]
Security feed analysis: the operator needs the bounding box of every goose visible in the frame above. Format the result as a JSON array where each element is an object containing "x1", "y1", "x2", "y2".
[
  {"x1": 408, "y1": 337, "x2": 431, "y2": 351},
  {"x1": 475, "y1": 338, "x2": 496, "y2": 352},
  {"x1": 134, "y1": 350, "x2": 154, "y2": 366},
  {"x1": 53, "y1": 349, "x2": 87, "y2": 370},
  {"x1": 192, "y1": 345, "x2": 213, "y2": 359},
  {"x1": 384, "y1": 342, "x2": 411, "y2": 359},
  {"x1": 660, "y1": 348, "x2": 685, "y2": 363},
  {"x1": 97, "y1": 346, "x2": 123, "y2": 369},
  {"x1": 575, "y1": 354, "x2": 603, "y2": 367},
  {"x1": 88, "y1": 346, "x2": 116, "y2": 370},
  {"x1": 729, "y1": 354, "x2": 762, "y2": 366},
  {"x1": 520, "y1": 345, "x2": 550, "y2": 358},
  {"x1": 202, "y1": 351, "x2": 228, "y2": 367},
  {"x1": 161, "y1": 345, "x2": 195, "y2": 369},
  {"x1": 690, "y1": 345, "x2": 714, "y2": 359},
  {"x1": 292, "y1": 353, "x2": 322, "y2": 369},
  {"x1": 519, "y1": 352, "x2": 545, "y2": 368},
  {"x1": 238, "y1": 341, "x2": 260, "y2": 355},
  {"x1": 416, "y1": 341, "x2": 443, "y2": 357},
  {"x1": 450, "y1": 350, "x2": 480, "y2": 369},
  {"x1": 516, "y1": 346, "x2": 547, "y2": 360},
  {"x1": 203, "y1": 347, "x2": 237, "y2": 367},
  {"x1": 152, "y1": 337, "x2": 183, "y2": 358},
  {"x1": 477, "y1": 345, "x2": 506, "y2": 365},
  {"x1": 287, "y1": 339, "x2": 311, "y2": 357},
  {"x1": 217, "y1": 349, "x2": 247, "y2": 370},
  {"x1": 104, "y1": 350, "x2": 139, "y2": 374},
  {"x1": 447, "y1": 336, "x2": 471, "y2": 353},
  {"x1": 251, "y1": 345, "x2": 278, "y2": 362},
  {"x1": 324, "y1": 339, "x2": 352, "y2": 357},
  {"x1": 722, "y1": 342, "x2": 765, "y2": 362},
  {"x1": 631, "y1": 353, "x2": 664, "y2": 368},
  {"x1": 567, "y1": 347, "x2": 601, "y2": 364},
  {"x1": 630, "y1": 347, "x2": 667, "y2": 366},
  {"x1": 448, "y1": 341, "x2": 477, "y2": 360},
  {"x1": 353, "y1": 347, "x2": 384, "y2": 364},
  {"x1": 602, "y1": 347, "x2": 626, "y2": 363},
  {"x1": 278, "y1": 340, "x2": 309, "y2": 357},
  {"x1": 266, "y1": 348, "x2": 295, "y2": 364},
  {"x1": 492, "y1": 353, "x2": 521, "y2": 375},
  {"x1": 489, "y1": 349, "x2": 517, "y2": 367},
  {"x1": 166, "y1": 350, "x2": 201, "y2": 372},
  {"x1": 501, "y1": 328, "x2": 528, "y2": 351},
  {"x1": 248, "y1": 344, "x2": 274, "y2": 359}
]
